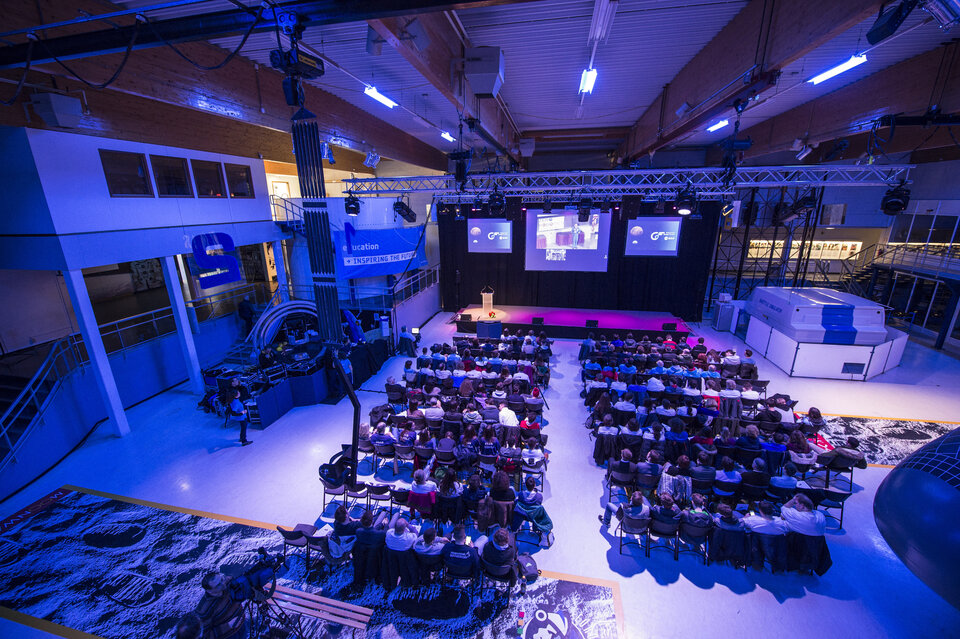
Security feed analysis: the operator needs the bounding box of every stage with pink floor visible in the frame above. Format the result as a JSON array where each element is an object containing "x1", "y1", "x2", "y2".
[{"x1": 453, "y1": 304, "x2": 692, "y2": 340}]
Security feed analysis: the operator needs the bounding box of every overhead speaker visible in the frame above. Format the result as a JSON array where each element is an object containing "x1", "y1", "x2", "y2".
[
  {"x1": 585, "y1": 320, "x2": 599, "y2": 328},
  {"x1": 532, "y1": 317, "x2": 544, "y2": 326},
  {"x1": 662, "y1": 322, "x2": 677, "y2": 331}
]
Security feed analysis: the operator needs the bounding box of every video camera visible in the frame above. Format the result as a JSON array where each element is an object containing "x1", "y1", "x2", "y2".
[{"x1": 229, "y1": 547, "x2": 287, "y2": 603}]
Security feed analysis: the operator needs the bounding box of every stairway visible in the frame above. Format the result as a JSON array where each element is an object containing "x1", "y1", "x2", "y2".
[{"x1": 0, "y1": 374, "x2": 54, "y2": 460}]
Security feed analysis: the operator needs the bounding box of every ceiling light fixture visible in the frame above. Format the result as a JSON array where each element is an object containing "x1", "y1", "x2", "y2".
[
  {"x1": 707, "y1": 119, "x2": 729, "y2": 133},
  {"x1": 488, "y1": 188, "x2": 506, "y2": 216},
  {"x1": 588, "y1": 0, "x2": 620, "y2": 42},
  {"x1": 393, "y1": 197, "x2": 417, "y2": 223},
  {"x1": 440, "y1": 131, "x2": 456, "y2": 143},
  {"x1": 362, "y1": 150, "x2": 381, "y2": 169},
  {"x1": 807, "y1": 54, "x2": 867, "y2": 85},
  {"x1": 364, "y1": 85, "x2": 397, "y2": 108},
  {"x1": 676, "y1": 186, "x2": 696, "y2": 216},
  {"x1": 882, "y1": 183, "x2": 911, "y2": 215},
  {"x1": 796, "y1": 145, "x2": 814, "y2": 161},
  {"x1": 345, "y1": 193, "x2": 361, "y2": 217},
  {"x1": 579, "y1": 68, "x2": 598, "y2": 94}
]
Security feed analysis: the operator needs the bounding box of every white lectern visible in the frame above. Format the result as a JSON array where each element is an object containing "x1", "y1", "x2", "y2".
[{"x1": 481, "y1": 286, "x2": 495, "y2": 317}]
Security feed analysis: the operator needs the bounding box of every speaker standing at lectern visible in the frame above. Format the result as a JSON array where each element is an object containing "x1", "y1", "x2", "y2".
[{"x1": 481, "y1": 285, "x2": 495, "y2": 317}]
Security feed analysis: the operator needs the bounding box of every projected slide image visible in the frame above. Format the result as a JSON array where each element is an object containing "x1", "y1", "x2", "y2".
[
  {"x1": 625, "y1": 217, "x2": 682, "y2": 256},
  {"x1": 525, "y1": 209, "x2": 611, "y2": 272},
  {"x1": 467, "y1": 218, "x2": 512, "y2": 253}
]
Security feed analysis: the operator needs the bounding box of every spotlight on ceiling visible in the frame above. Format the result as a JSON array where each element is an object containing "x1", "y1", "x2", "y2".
[
  {"x1": 363, "y1": 150, "x2": 381, "y2": 169},
  {"x1": 394, "y1": 197, "x2": 417, "y2": 223},
  {"x1": 454, "y1": 201, "x2": 465, "y2": 221},
  {"x1": 321, "y1": 142, "x2": 336, "y2": 165},
  {"x1": 577, "y1": 196, "x2": 593, "y2": 223},
  {"x1": 882, "y1": 183, "x2": 911, "y2": 215},
  {"x1": 345, "y1": 193, "x2": 361, "y2": 217},
  {"x1": 472, "y1": 195, "x2": 484, "y2": 214},
  {"x1": 488, "y1": 189, "x2": 506, "y2": 216},
  {"x1": 675, "y1": 186, "x2": 696, "y2": 216},
  {"x1": 542, "y1": 199, "x2": 552, "y2": 213},
  {"x1": 796, "y1": 145, "x2": 814, "y2": 161}
]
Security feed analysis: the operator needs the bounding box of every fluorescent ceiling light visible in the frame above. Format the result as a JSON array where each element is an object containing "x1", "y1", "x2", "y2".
[
  {"x1": 364, "y1": 85, "x2": 397, "y2": 108},
  {"x1": 440, "y1": 131, "x2": 456, "y2": 142},
  {"x1": 579, "y1": 68, "x2": 598, "y2": 94},
  {"x1": 706, "y1": 119, "x2": 729, "y2": 133},
  {"x1": 807, "y1": 54, "x2": 867, "y2": 85},
  {"x1": 588, "y1": 0, "x2": 619, "y2": 43}
]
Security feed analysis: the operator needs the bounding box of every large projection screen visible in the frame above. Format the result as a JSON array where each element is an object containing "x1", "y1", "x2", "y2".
[{"x1": 525, "y1": 209, "x2": 611, "y2": 272}]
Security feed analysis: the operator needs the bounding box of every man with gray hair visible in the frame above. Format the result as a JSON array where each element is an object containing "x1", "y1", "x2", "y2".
[{"x1": 195, "y1": 573, "x2": 245, "y2": 638}]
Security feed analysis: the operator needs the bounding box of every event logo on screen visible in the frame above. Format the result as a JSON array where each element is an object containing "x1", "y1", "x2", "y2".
[
  {"x1": 467, "y1": 219, "x2": 512, "y2": 253},
  {"x1": 625, "y1": 217, "x2": 682, "y2": 256}
]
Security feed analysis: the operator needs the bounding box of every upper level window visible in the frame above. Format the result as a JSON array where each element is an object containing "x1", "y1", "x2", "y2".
[
  {"x1": 99, "y1": 149, "x2": 153, "y2": 197},
  {"x1": 151, "y1": 155, "x2": 193, "y2": 197},
  {"x1": 225, "y1": 163, "x2": 255, "y2": 198},
  {"x1": 192, "y1": 160, "x2": 226, "y2": 198}
]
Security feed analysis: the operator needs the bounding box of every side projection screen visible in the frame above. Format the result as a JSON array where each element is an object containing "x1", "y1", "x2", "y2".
[
  {"x1": 467, "y1": 219, "x2": 513, "y2": 253},
  {"x1": 624, "y1": 217, "x2": 682, "y2": 256}
]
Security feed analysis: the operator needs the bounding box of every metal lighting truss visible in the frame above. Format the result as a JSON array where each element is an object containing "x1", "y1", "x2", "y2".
[{"x1": 342, "y1": 165, "x2": 913, "y2": 200}]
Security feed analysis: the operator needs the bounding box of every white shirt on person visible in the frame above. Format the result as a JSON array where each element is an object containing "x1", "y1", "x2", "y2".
[
  {"x1": 499, "y1": 407, "x2": 519, "y2": 427},
  {"x1": 742, "y1": 514, "x2": 788, "y2": 535},
  {"x1": 385, "y1": 527, "x2": 419, "y2": 551},
  {"x1": 410, "y1": 480, "x2": 438, "y2": 494},
  {"x1": 741, "y1": 390, "x2": 760, "y2": 400},
  {"x1": 435, "y1": 369, "x2": 452, "y2": 380},
  {"x1": 719, "y1": 389, "x2": 741, "y2": 399},
  {"x1": 466, "y1": 369, "x2": 482, "y2": 379},
  {"x1": 780, "y1": 506, "x2": 826, "y2": 536}
]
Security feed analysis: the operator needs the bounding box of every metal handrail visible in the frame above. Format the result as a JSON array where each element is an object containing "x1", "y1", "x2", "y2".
[
  {"x1": 97, "y1": 307, "x2": 177, "y2": 353},
  {"x1": 874, "y1": 243, "x2": 960, "y2": 279},
  {"x1": 185, "y1": 282, "x2": 274, "y2": 322},
  {"x1": 270, "y1": 195, "x2": 304, "y2": 227},
  {"x1": 0, "y1": 338, "x2": 80, "y2": 465},
  {"x1": 394, "y1": 265, "x2": 440, "y2": 304}
]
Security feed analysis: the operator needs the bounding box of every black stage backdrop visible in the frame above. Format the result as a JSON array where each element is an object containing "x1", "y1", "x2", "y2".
[{"x1": 438, "y1": 202, "x2": 720, "y2": 321}]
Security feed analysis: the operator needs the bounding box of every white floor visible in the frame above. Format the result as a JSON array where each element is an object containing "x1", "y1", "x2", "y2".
[{"x1": 3, "y1": 312, "x2": 960, "y2": 639}]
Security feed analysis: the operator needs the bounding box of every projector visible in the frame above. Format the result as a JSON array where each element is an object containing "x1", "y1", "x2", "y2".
[{"x1": 270, "y1": 48, "x2": 325, "y2": 79}]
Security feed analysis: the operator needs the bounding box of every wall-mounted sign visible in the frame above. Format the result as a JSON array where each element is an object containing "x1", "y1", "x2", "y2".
[{"x1": 191, "y1": 232, "x2": 242, "y2": 288}]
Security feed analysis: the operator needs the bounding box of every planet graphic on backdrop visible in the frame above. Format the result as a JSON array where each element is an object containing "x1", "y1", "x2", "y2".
[
  {"x1": 630, "y1": 226, "x2": 643, "y2": 237},
  {"x1": 470, "y1": 226, "x2": 482, "y2": 236}
]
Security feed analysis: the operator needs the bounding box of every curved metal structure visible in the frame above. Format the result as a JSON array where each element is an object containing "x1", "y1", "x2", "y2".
[
  {"x1": 248, "y1": 301, "x2": 319, "y2": 351},
  {"x1": 874, "y1": 427, "x2": 960, "y2": 609}
]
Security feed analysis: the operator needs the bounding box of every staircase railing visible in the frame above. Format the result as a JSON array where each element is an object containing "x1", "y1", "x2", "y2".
[
  {"x1": 0, "y1": 338, "x2": 82, "y2": 470},
  {"x1": 874, "y1": 243, "x2": 960, "y2": 279},
  {"x1": 271, "y1": 195, "x2": 305, "y2": 229}
]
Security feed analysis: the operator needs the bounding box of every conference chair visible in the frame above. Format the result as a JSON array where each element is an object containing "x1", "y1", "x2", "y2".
[
  {"x1": 819, "y1": 487, "x2": 853, "y2": 530},
  {"x1": 413, "y1": 445, "x2": 434, "y2": 470},
  {"x1": 277, "y1": 524, "x2": 315, "y2": 561},
  {"x1": 394, "y1": 444, "x2": 416, "y2": 473},
  {"x1": 372, "y1": 442, "x2": 397, "y2": 475},
  {"x1": 389, "y1": 488, "x2": 410, "y2": 517},
  {"x1": 480, "y1": 557, "x2": 516, "y2": 602},
  {"x1": 735, "y1": 447, "x2": 762, "y2": 469},
  {"x1": 424, "y1": 417, "x2": 442, "y2": 432},
  {"x1": 678, "y1": 521, "x2": 713, "y2": 564},
  {"x1": 713, "y1": 480, "x2": 741, "y2": 500},
  {"x1": 646, "y1": 518, "x2": 681, "y2": 560},
  {"x1": 319, "y1": 476, "x2": 346, "y2": 512},
  {"x1": 365, "y1": 484, "x2": 392, "y2": 514},
  {"x1": 617, "y1": 510, "x2": 650, "y2": 555}
]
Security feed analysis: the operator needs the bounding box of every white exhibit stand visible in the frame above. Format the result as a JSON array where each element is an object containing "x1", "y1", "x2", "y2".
[{"x1": 481, "y1": 286, "x2": 494, "y2": 317}]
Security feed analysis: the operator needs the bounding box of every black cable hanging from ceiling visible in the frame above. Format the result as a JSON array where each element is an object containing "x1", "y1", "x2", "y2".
[
  {"x1": 143, "y1": 4, "x2": 264, "y2": 72},
  {"x1": 35, "y1": 19, "x2": 140, "y2": 90}
]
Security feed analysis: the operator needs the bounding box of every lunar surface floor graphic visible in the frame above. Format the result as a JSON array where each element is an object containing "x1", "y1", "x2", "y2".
[{"x1": 0, "y1": 488, "x2": 620, "y2": 639}]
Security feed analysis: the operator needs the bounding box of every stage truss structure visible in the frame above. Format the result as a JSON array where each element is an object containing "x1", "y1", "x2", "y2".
[{"x1": 342, "y1": 165, "x2": 913, "y2": 201}]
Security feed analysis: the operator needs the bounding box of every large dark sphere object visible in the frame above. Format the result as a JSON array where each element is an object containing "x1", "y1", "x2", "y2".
[{"x1": 874, "y1": 427, "x2": 960, "y2": 609}]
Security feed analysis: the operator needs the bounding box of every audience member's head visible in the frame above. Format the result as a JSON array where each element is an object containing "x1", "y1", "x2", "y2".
[
  {"x1": 794, "y1": 494, "x2": 814, "y2": 511},
  {"x1": 360, "y1": 510, "x2": 374, "y2": 527},
  {"x1": 494, "y1": 527, "x2": 511, "y2": 548},
  {"x1": 620, "y1": 448, "x2": 633, "y2": 462},
  {"x1": 691, "y1": 493, "x2": 706, "y2": 509},
  {"x1": 334, "y1": 505, "x2": 348, "y2": 523},
  {"x1": 752, "y1": 458, "x2": 767, "y2": 473},
  {"x1": 422, "y1": 526, "x2": 437, "y2": 544},
  {"x1": 758, "y1": 500, "x2": 775, "y2": 516},
  {"x1": 721, "y1": 456, "x2": 735, "y2": 472},
  {"x1": 394, "y1": 517, "x2": 409, "y2": 533},
  {"x1": 413, "y1": 469, "x2": 428, "y2": 485},
  {"x1": 783, "y1": 462, "x2": 799, "y2": 477},
  {"x1": 697, "y1": 451, "x2": 713, "y2": 467},
  {"x1": 660, "y1": 493, "x2": 675, "y2": 509},
  {"x1": 453, "y1": 524, "x2": 467, "y2": 543},
  {"x1": 525, "y1": 476, "x2": 537, "y2": 492}
]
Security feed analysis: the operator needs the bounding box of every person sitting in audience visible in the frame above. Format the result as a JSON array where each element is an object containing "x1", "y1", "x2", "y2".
[
  {"x1": 462, "y1": 473, "x2": 487, "y2": 507},
  {"x1": 717, "y1": 426, "x2": 737, "y2": 447},
  {"x1": 402, "y1": 361, "x2": 418, "y2": 386},
  {"x1": 772, "y1": 397, "x2": 796, "y2": 423},
  {"x1": 385, "y1": 516, "x2": 419, "y2": 552},
  {"x1": 787, "y1": 430, "x2": 818, "y2": 466},
  {"x1": 521, "y1": 437, "x2": 547, "y2": 467},
  {"x1": 583, "y1": 357, "x2": 602, "y2": 378},
  {"x1": 600, "y1": 490, "x2": 649, "y2": 527},
  {"x1": 690, "y1": 451, "x2": 716, "y2": 483},
  {"x1": 681, "y1": 382, "x2": 702, "y2": 401},
  {"x1": 703, "y1": 365, "x2": 721, "y2": 379},
  {"x1": 817, "y1": 436, "x2": 868, "y2": 470},
  {"x1": 741, "y1": 349, "x2": 756, "y2": 366},
  {"x1": 498, "y1": 402, "x2": 519, "y2": 428},
  {"x1": 370, "y1": 421, "x2": 396, "y2": 447},
  {"x1": 479, "y1": 426, "x2": 501, "y2": 456},
  {"x1": 436, "y1": 431, "x2": 457, "y2": 453},
  {"x1": 762, "y1": 432, "x2": 788, "y2": 453},
  {"x1": 623, "y1": 333, "x2": 637, "y2": 350},
  {"x1": 755, "y1": 398, "x2": 782, "y2": 423},
  {"x1": 769, "y1": 462, "x2": 800, "y2": 491},
  {"x1": 414, "y1": 526, "x2": 448, "y2": 557},
  {"x1": 397, "y1": 425, "x2": 416, "y2": 447},
  {"x1": 781, "y1": 494, "x2": 826, "y2": 536},
  {"x1": 691, "y1": 337, "x2": 707, "y2": 355},
  {"x1": 491, "y1": 382, "x2": 507, "y2": 401},
  {"x1": 702, "y1": 379, "x2": 720, "y2": 399},
  {"x1": 423, "y1": 397, "x2": 444, "y2": 421},
  {"x1": 481, "y1": 364, "x2": 499, "y2": 383},
  {"x1": 681, "y1": 493, "x2": 714, "y2": 527},
  {"x1": 457, "y1": 427, "x2": 480, "y2": 469},
  {"x1": 665, "y1": 418, "x2": 689, "y2": 443},
  {"x1": 722, "y1": 349, "x2": 741, "y2": 367},
  {"x1": 690, "y1": 426, "x2": 714, "y2": 451},
  {"x1": 800, "y1": 407, "x2": 826, "y2": 434},
  {"x1": 614, "y1": 391, "x2": 637, "y2": 413},
  {"x1": 719, "y1": 378, "x2": 741, "y2": 399},
  {"x1": 636, "y1": 398, "x2": 653, "y2": 418},
  {"x1": 458, "y1": 402, "x2": 479, "y2": 427},
  {"x1": 655, "y1": 400, "x2": 677, "y2": 418},
  {"x1": 740, "y1": 382, "x2": 760, "y2": 401},
  {"x1": 736, "y1": 424, "x2": 762, "y2": 450},
  {"x1": 442, "y1": 525, "x2": 479, "y2": 580},
  {"x1": 506, "y1": 385, "x2": 524, "y2": 407},
  {"x1": 597, "y1": 413, "x2": 620, "y2": 436},
  {"x1": 479, "y1": 527, "x2": 518, "y2": 587},
  {"x1": 642, "y1": 422, "x2": 666, "y2": 455},
  {"x1": 713, "y1": 502, "x2": 744, "y2": 531},
  {"x1": 520, "y1": 411, "x2": 542, "y2": 431},
  {"x1": 741, "y1": 458, "x2": 771, "y2": 487},
  {"x1": 435, "y1": 362, "x2": 452, "y2": 382},
  {"x1": 490, "y1": 470, "x2": 517, "y2": 502},
  {"x1": 637, "y1": 450, "x2": 663, "y2": 480},
  {"x1": 662, "y1": 334, "x2": 678, "y2": 350},
  {"x1": 416, "y1": 428, "x2": 436, "y2": 449},
  {"x1": 410, "y1": 469, "x2": 438, "y2": 495},
  {"x1": 677, "y1": 349, "x2": 694, "y2": 366},
  {"x1": 743, "y1": 500, "x2": 787, "y2": 535},
  {"x1": 513, "y1": 367, "x2": 531, "y2": 386},
  {"x1": 651, "y1": 492, "x2": 682, "y2": 524},
  {"x1": 714, "y1": 456, "x2": 742, "y2": 495},
  {"x1": 648, "y1": 360, "x2": 667, "y2": 375}
]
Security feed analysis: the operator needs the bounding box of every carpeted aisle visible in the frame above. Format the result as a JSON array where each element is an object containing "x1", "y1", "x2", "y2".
[{"x1": 0, "y1": 487, "x2": 621, "y2": 639}]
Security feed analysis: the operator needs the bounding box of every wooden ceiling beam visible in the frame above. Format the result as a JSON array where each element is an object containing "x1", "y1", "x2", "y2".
[
  {"x1": 367, "y1": 12, "x2": 520, "y2": 158},
  {"x1": 2, "y1": 0, "x2": 448, "y2": 170},
  {"x1": 617, "y1": 0, "x2": 884, "y2": 162},
  {"x1": 735, "y1": 43, "x2": 960, "y2": 161}
]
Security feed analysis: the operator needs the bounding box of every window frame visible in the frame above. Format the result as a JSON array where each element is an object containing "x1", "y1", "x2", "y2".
[
  {"x1": 191, "y1": 159, "x2": 227, "y2": 199},
  {"x1": 98, "y1": 149, "x2": 154, "y2": 198},
  {"x1": 224, "y1": 163, "x2": 256, "y2": 199},
  {"x1": 149, "y1": 154, "x2": 194, "y2": 198}
]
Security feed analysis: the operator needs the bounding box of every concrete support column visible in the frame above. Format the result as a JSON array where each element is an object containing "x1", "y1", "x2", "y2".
[
  {"x1": 272, "y1": 240, "x2": 289, "y2": 301},
  {"x1": 162, "y1": 256, "x2": 205, "y2": 394},
  {"x1": 63, "y1": 269, "x2": 130, "y2": 437}
]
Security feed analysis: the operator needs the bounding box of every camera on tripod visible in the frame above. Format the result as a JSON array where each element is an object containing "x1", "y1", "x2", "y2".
[{"x1": 229, "y1": 547, "x2": 287, "y2": 603}]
